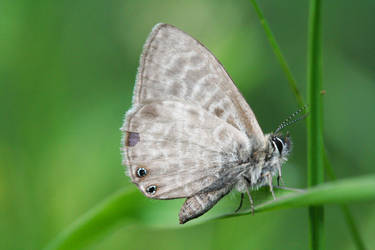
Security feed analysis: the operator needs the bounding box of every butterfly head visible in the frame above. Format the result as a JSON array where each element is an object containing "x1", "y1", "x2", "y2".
[{"x1": 268, "y1": 105, "x2": 307, "y2": 160}]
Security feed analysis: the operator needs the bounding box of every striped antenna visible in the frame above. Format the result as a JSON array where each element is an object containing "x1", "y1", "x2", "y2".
[{"x1": 274, "y1": 105, "x2": 308, "y2": 134}]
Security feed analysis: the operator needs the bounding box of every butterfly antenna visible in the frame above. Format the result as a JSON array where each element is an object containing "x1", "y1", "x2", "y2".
[{"x1": 274, "y1": 105, "x2": 308, "y2": 134}]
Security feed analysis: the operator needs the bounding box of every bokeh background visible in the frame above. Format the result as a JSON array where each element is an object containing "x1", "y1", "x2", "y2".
[{"x1": 1, "y1": 0, "x2": 374, "y2": 249}]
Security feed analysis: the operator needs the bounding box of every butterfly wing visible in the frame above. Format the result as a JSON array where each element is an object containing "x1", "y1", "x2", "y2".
[
  {"x1": 131, "y1": 23, "x2": 265, "y2": 145},
  {"x1": 122, "y1": 100, "x2": 250, "y2": 199}
]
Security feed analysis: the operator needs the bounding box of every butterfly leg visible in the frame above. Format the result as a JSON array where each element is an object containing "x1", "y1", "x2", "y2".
[
  {"x1": 243, "y1": 176, "x2": 255, "y2": 215},
  {"x1": 234, "y1": 193, "x2": 244, "y2": 213},
  {"x1": 277, "y1": 165, "x2": 285, "y2": 187},
  {"x1": 266, "y1": 172, "x2": 276, "y2": 200},
  {"x1": 245, "y1": 187, "x2": 255, "y2": 215}
]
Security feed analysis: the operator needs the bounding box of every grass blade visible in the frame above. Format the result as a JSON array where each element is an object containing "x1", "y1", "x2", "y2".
[
  {"x1": 44, "y1": 188, "x2": 142, "y2": 250},
  {"x1": 307, "y1": 0, "x2": 325, "y2": 249},
  {"x1": 213, "y1": 175, "x2": 375, "y2": 220},
  {"x1": 249, "y1": 0, "x2": 304, "y2": 107},
  {"x1": 248, "y1": 1, "x2": 366, "y2": 249},
  {"x1": 324, "y1": 153, "x2": 366, "y2": 250},
  {"x1": 45, "y1": 175, "x2": 375, "y2": 250}
]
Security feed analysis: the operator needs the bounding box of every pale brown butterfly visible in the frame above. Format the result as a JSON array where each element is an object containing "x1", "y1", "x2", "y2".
[{"x1": 121, "y1": 23, "x2": 295, "y2": 224}]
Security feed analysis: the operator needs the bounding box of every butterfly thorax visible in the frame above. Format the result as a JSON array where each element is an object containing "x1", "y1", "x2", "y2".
[{"x1": 235, "y1": 134, "x2": 291, "y2": 192}]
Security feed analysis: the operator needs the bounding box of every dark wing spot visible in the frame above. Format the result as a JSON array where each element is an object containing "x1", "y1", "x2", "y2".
[
  {"x1": 187, "y1": 107, "x2": 199, "y2": 116},
  {"x1": 146, "y1": 185, "x2": 157, "y2": 195},
  {"x1": 125, "y1": 131, "x2": 140, "y2": 147},
  {"x1": 141, "y1": 105, "x2": 158, "y2": 119},
  {"x1": 217, "y1": 128, "x2": 229, "y2": 141},
  {"x1": 226, "y1": 115, "x2": 239, "y2": 129},
  {"x1": 214, "y1": 107, "x2": 224, "y2": 117},
  {"x1": 136, "y1": 167, "x2": 147, "y2": 177}
]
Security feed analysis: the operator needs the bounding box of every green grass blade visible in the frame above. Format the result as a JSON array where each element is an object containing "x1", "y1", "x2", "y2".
[
  {"x1": 324, "y1": 153, "x2": 366, "y2": 250},
  {"x1": 249, "y1": 0, "x2": 304, "y2": 107},
  {"x1": 213, "y1": 175, "x2": 375, "y2": 220},
  {"x1": 340, "y1": 206, "x2": 366, "y2": 250},
  {"x1": 248, "y1": 1, "x2": 366, "y2": 249},
  {"x1": 307, "y1": 0, "x2": 324, "y2": 249},
  {"x1": 45, "y1": 175, "x2": 375, "y2": 250},
  {"x1": 44, "y1": 188, "x2": 142, "y2": 250}
]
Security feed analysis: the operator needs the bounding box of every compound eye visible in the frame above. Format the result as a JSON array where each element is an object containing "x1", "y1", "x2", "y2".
[{"x1": 272, "y1": 137, "x2": 284, "y2": 154}]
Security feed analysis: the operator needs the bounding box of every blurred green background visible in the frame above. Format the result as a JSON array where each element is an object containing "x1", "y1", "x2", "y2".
[{"x1": 1, "y1": 0, "x2": 374, "y2": 249}]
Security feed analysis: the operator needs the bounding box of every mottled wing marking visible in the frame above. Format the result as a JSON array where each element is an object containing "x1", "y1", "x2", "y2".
[
  {"x1": 179, "y1": 186, "x2": 232, "y2": 224},
  {"x1": 122, "y1": 100, "x2": 251, "y2": 199},
  {"x1": 124, "y1": 131, "x2": 140, "y2": 147},
  {"x1": 132, "y1": 23, "x2": 265, "y2": 145}
]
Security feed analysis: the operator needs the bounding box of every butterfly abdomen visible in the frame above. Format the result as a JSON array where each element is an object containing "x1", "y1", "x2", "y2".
[{"x1": 179, "y1": 186, "x2": 232, "y2": 224}]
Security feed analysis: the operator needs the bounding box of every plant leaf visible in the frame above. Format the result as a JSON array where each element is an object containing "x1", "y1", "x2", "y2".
[
  {"x1": 44, "y1": 175, "x2": 375, "y2": 250},
  {"x1": 214, "y1": 175, "x2": 375, "y2": 220}
]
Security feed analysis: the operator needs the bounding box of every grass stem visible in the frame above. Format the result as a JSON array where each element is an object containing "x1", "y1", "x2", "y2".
[
  {"x1": 307, "y1": 0, "x2": 325, "y2": 249},
  {"x1": 324, "y1": 153, "x2": 366, "y2": 250},
  {"x1": 248, "y1": 1, "x2": 366, "y2": 249},
  {"x1": 249, "y1": 0, "x2": 304, "y2": 107}
]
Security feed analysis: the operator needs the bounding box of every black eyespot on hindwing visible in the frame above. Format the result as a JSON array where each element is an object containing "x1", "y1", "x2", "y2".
[
  {"x1": 146, "y1": 185, "x2": 157, "y2": 195},
  {"x1": 136, "y1": 167, "x2": 147, "y2": 177}
]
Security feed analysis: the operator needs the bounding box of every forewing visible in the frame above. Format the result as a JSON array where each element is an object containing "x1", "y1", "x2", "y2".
[
  {"x1": 121, "y1": 100, "x2": 251, "y2": 199},
  {"x1": 132, "y1": 23, "x2": 266, "y2": 145}
]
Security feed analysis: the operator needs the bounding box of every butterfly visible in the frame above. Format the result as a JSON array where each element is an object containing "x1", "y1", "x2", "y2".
[{"x1": 121, "y1": 23, "x2": 294, "y2": 224}]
